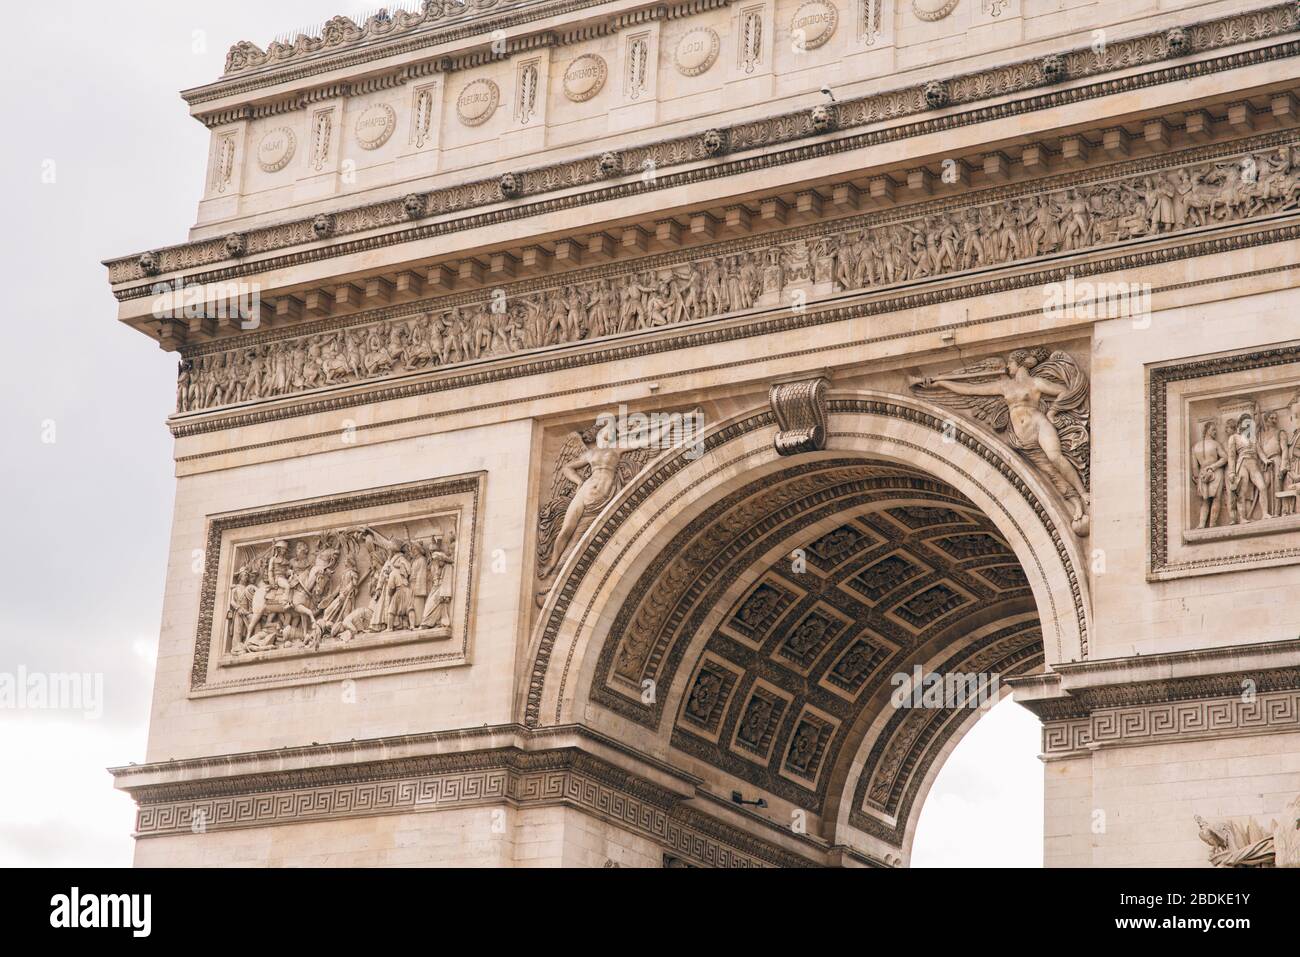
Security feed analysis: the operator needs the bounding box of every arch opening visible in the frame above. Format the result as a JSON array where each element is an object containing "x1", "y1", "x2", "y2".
[{"x1": 523, "y1": 394, "x2": 1089, "y2": 863}]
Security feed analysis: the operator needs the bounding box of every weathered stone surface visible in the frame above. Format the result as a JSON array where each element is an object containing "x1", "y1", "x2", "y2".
[{"x1": 106, "y1": 0, "x2": 1300, "y2": 868}]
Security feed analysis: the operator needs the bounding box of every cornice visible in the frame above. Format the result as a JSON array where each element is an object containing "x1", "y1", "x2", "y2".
[
  {"x1": 107, "y1": 2, "x2": 1300, "y2": 293},
  {"x1": 111, "y1": 722, "x2": 849, "y2": 866},
  {"x1": 1014, "y1": 640, "x2": 1300, "y2": 757},
  {"x1": 1010, "y1": 637, "x2": 1300, "y2": 719},
  {"x1": 201, "y1": 0, "x2": 664, "y2": 96}
]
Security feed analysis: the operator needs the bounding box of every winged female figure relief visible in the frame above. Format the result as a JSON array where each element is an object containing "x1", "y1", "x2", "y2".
[
  {"x1": 535, "y1": 409, "x2": 704, "y2": 600},
  {"x1": 908, "y1": 347, "x2": 1092, "y2": 536}
]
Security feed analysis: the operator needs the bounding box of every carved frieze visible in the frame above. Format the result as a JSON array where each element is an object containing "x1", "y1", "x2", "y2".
[
  {"x1": 223, "y1": 516, "x2": 458, "y2": 659},
  {"x1": 1151, "y1": 344, "x2": 1300, "y2": 579},
  {"x1": 191, "y1": 475, "x2": 482, "y2": 695},
  {"x1": 172, "y1": 137, "x2": 1300, "y2": 419},
  {"x1": 1186, "y1": 388, "x2": 1300, "y2": 534}
]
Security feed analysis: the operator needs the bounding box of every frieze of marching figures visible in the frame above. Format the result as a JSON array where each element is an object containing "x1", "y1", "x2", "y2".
[{"x1": 175, "y1": 142, "x2": 1300, "y2": 414}]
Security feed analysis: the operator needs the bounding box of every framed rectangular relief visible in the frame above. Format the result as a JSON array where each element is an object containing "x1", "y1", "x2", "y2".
[
  {"x1": 190, "y1": 474, "x2": 483, "y2": 695},
  {"x1": 1149, "y1": 344, "x2": 1300, "y2": 581}
]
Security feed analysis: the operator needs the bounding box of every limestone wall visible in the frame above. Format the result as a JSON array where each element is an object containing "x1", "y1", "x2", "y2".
[
  {"x1": 1045, "y1": 731, "x2": 1300, "y2": 867},
  {"x1": 144, "y1": 418, "x2": 536, "y2": 762}
]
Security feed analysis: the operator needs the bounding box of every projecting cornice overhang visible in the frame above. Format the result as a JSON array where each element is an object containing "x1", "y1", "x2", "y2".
[
  {"x1": 108, "y1": 0, "x2": 1300, "y2": 313},
  {"x1": 108, "y1": 722, "x2": 881, "y2": 866},
  {"x1": 1010, "y1": 638, "x2": 1300, "y2": 719}
]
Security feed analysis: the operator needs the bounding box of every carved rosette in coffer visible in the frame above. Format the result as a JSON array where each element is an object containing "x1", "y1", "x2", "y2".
[{"x1": 190, "y1": 474, "x2": 482, "y2": 695}]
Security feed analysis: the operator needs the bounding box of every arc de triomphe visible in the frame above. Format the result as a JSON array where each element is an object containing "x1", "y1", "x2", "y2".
[{"x1": 106, "y1": 0, "x2": 1300, "y2": 867}]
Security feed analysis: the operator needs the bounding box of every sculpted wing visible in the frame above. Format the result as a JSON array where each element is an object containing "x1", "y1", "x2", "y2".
[
  {"x1": 1033, "y1": 350, "x2": 1091, "y2": 487},
  {"x1": 615, "y1": 446, "x2": 657, "y2": 487},
  {"x1": 536, "y1": 431, "x2": 589, "y2": 567},
  {"x1": 910, "y1": 359, "x2": 1012, "y2": 434}
]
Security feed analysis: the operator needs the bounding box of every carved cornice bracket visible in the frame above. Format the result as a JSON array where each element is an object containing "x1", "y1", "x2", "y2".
[{"x1": 769, "y1": 375, "x2": 829, "y2": 456}]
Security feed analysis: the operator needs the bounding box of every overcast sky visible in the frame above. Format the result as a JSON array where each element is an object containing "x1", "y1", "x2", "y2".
[{"x1": 0, "y1": 0, "x2": 1041, "y2": 868}]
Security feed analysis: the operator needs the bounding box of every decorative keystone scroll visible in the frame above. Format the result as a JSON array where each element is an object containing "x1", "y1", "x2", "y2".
[{"x1": 770, "y1": 376, "x2": 829, "y2": 456}]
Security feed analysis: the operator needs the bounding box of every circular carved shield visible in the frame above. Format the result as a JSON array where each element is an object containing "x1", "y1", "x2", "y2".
[
  {"x1": 256, "y1": 127, "x2": 296, "y2": 172},
  {"x1": 791, "y1": 1, "x2": 839, "y2": 50},
  {"x1": 674, "y1": 27, "x2": 720, "y2": 77},
  {"x1": 354, "y1": 103, "x2": 396, "y2": 150},
  {"x1": 913, "y1": 0, "x2": 959, "y2": 21},
  {"x1": 563, "y1": 54, "x2": 607, "y2": 102},
  {"x1": 457, "y1": 79, "x2": 500, "y2": 126}
]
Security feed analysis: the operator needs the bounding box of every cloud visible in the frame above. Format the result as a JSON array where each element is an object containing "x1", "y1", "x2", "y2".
[{"x1": 911, "y1": 698, "x2": 1044, "y2": 867}]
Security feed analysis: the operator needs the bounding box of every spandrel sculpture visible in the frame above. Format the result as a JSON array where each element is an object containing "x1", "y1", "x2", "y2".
[{"x1": 909, "y1": 347, "x2": 1091, "y2": 535}]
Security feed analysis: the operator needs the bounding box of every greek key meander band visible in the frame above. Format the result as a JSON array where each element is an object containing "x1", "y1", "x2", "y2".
[
  {"x1": 1042, "y1": 690, "x2": 1300, "y2": 755},
  {"x1": 130, "y1": 756, "x2": 817, "y2": 868}
]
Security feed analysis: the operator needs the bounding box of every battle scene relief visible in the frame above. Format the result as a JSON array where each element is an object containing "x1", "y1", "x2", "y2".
[{"x1": 223, "y1": 514, "x2": 460, "y2": 660}]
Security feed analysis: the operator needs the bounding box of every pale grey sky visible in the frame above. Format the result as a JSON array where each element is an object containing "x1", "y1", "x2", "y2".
[{"x1": 0, "y1": 0, "x2": 1041, "y2": 867}]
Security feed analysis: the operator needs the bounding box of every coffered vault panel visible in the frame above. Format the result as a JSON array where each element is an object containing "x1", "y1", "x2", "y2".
[{"x1": 583, "y1": 457, "x2": 1044, "y2": 844}]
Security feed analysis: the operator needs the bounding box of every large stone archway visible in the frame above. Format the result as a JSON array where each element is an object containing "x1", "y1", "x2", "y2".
[{"x1": 522, "y1": 390, "x2": 1091, "y2": 862}]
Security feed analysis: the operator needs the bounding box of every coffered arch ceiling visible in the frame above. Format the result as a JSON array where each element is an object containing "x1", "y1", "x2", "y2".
[
  {"x1": 594, "y1": 461, "x2": 1044, "y2": 854},
  {"x1": 523, "y1": 393, "x2": 1088, "y2": 857}
]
